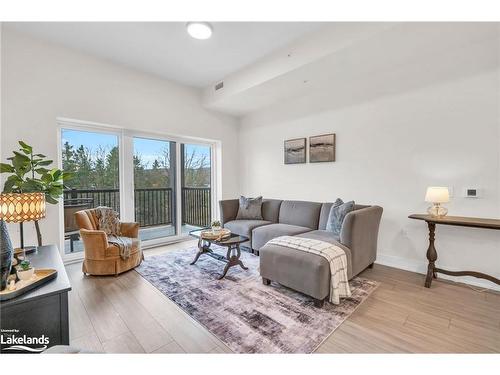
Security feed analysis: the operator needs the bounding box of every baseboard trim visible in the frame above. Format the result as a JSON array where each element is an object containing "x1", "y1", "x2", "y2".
[{"x1": 375, "y1": 253, "x2": 500, "y2": 292}]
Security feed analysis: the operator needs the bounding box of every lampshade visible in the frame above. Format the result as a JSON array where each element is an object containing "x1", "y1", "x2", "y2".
[
  {"x1": 424, "y1": 187, "x2": 450, "y2": 203},
  {"x1": 0, "y1": 193, "x2": 46, "y2": 223}
]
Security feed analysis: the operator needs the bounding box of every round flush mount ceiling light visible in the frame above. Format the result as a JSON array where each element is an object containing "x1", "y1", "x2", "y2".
[{"x1": 186, "y1": 22, "x2": 213, "y2": 40}]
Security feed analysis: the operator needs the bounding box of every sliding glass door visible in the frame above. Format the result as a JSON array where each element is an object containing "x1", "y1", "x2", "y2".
[
  {"x1": 59, "y1": 120, "x2": 217, "y2": 260},
  {"x1": 181, "y1": 143, "x2": 212, "y2": 234},
  {"x1": 133, "y1": 137, "x2": 177, "y2": 241},
  {"x1": 61, "y1": 128, "x2": 121, "y2": 255}
]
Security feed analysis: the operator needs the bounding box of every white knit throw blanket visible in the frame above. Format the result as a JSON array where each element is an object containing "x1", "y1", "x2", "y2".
[{"x1": 267, "y1": 236, "x2": 351, "y2": 304}]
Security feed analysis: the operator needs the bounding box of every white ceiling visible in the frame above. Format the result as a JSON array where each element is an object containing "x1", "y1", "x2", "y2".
[
  {"x1": 5, "y1": 22, "x2": 324, "y2": 88},
  {"x1": 204, "y1": 23, "x2": 500, "y2": 116}
]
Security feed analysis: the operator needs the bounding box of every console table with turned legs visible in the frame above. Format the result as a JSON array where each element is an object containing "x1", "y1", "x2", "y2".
[{"x1": 409, "y1": 214, "x2": 500, "y2": 288}]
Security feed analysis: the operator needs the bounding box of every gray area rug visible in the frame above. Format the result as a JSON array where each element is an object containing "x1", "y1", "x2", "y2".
[{"x1": 136, "y1": 246, "x2": 378, "y2": 353}]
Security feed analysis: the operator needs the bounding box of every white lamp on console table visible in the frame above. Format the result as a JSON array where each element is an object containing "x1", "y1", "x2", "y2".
[{"x1": 425, "y1": 187, "x2": 449, "y2": 217}]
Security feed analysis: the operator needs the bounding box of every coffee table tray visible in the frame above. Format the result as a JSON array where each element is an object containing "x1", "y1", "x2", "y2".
[{"x1": 199, "y1": 228, "x2": 231, "y2": 241}]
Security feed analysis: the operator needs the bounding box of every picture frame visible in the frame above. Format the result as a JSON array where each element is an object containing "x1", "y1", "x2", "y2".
[
  {"x1": 309, "y1": 134, "x2": 335, "y2": 163},
  {"x1": 284, "y1": 138, "x2": 306, "y2": 164}
]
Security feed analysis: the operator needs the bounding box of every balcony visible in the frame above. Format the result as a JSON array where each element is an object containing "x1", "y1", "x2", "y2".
[{"x1": 63, "y1": 187, "x2": 211, "y2": 253}]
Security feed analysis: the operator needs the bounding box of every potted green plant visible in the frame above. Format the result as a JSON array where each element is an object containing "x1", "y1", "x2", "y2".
[
  {"x1": 16, "y1": 259, "x2": 34, "y2": 281},
  {"x1": 0, "y1": 141, "x2": 72, "y2": 245},
  {"x1": 211, "y1": 220, "x2": 222, "y2": 234}
]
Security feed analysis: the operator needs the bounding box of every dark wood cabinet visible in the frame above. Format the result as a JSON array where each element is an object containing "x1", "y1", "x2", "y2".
[{"x1": 0, "y1": 245, "x2": 71, "y2": 353}]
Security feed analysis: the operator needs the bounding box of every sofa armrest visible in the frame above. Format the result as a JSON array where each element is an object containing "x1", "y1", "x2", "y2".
[
  {"x1": 340, "y1": 205, "x2": 383, "y2": 276},
  {"x1": 79, "y1": 229, "x2": 109, "y2": 260},
  {"x1": 219, "y1": 199, "x2": 239, "y2": 226},
  {"x1": 120, "y1": 222, "x2": 139, "y2": 238}
]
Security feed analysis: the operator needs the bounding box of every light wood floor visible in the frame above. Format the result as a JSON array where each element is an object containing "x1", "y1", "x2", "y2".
[{"x1": 66, "y1": 240, "x2": 500, "y2": 353}]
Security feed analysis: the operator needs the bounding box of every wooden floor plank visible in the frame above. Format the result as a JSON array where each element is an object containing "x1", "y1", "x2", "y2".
[
  {"x1": 405, "y1": 309, "x2": 451, "y2": 331},
  {"x1": 70, "y1": 332, "x2": 104, "y2": 353},
  {"x1": 96, "y1": 280, "x2": 174, "y2": 353},
  {"x1": 102, "y1": 332, "x2": 146, "y2": 353},
  {"x1": 68, "y1": 289, "x2": 94, "y2": 341},
  {"x1": 323, "y1": 320, "x2": 415, "y2": 353},
  {"x1": 152, "y1": 341, "x2": 186, "y2": 353},
  {"x1": 117, "y1": 270, "x2": 222, "y2": 353},
  {"x1": 210, "y1": 344, "x2": 233, "y2": 353},
  {"x1": 77, "y1": 279, "x2": 130, "y2": 343}
]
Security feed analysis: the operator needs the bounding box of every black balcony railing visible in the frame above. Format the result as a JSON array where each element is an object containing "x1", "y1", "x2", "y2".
[
  {"x1": 181, "y1": 187, "x2": 211, "y2": 228},
  {"x1": 134, "y1": 188, "x2": 173, "y2": 227},
  {"x1": 64, "y1": 188, "x2": 121, "y2": 213},
  {"x1": 63, "y1": 187, "x2": 211, "y2": 231}
]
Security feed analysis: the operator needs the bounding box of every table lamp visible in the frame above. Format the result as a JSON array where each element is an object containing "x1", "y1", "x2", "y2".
[
  {"x1": 425, "y1": 187, "x2": 449, "y2": 217},
  {"x1": 0, "y1": 192, "x2": 46, "y2": 251}
]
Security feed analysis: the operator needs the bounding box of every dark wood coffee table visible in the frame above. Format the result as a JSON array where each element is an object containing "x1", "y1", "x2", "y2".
[{"x1": 189, "y1": 229, "x2": 249, "y2": 279}]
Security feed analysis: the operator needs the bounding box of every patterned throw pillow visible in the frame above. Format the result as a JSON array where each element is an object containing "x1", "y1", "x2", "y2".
[
  {"x1": 236, "y1": 196, "x2": 264, "y2": 220},
  {"x1": 94, "y1": 206, "x2": 121, "y2": 236},
  {"x1": 326, "y1": 199, "x2": 355, "y2": 236}
]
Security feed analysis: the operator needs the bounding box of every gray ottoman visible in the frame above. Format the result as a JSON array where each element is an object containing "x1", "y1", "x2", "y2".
[
  {"x1": 259, "y1": 244, "x2": 334, "y2": 307},
  {"x1": 259, "y1": 231, "x2": 355, "y2": 307}
]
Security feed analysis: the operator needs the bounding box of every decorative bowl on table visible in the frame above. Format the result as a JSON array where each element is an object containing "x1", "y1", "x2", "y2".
[
  {"x1": 201, "y1": 228, "x2": 231, "y2": 240},
  {"x1": 17, "y1": 267, "x2": 35, "y2": 281}
]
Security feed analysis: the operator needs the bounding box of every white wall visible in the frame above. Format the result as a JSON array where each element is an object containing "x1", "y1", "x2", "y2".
[
  {"x1": 1, "y1": 29, "x2": 240, "y2": 248},
  {"x1": 239, "y1": 45, "x2": 500, "y2": 288}
]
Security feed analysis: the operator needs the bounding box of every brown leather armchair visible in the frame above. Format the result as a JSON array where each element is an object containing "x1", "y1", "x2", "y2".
[{"x1": 75, "y1": 209, "x2": 143, "y2": 276}]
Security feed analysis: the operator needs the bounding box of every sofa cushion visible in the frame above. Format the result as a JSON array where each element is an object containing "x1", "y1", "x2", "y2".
[
  {"x1": 296, "y1": 230, "x2": 352, "y2": 279},
  {"x1": 318, "y1": 199, "x2": 342, "y2": 230},
  {"x1": 326, "y1": 200, "x2": 355, "y2": 236},
  {"x1": 224, "y1": 219, "x2": 271, "y2": 240},
  {"x1": 296, "y1": 229, "x2": 340, "y2": 243},
  {"x1": 262, "y1": 199, "x2": 282, "y2": 222},
  {"x1": 278, "y1": 200, "x2": 322, "y2": 229},
  {"x1": 318, "y1": 202, "x2": 334, "y2": 230},
  {"x1": 236, "y1": 196, "x2": 264, "y2": 220},
  {"x1": 252, "y1": 223, "x2": 311, "y2": 251},
  {"x1": 319, "y1": 202, "x2": 370, "y2": 230}
]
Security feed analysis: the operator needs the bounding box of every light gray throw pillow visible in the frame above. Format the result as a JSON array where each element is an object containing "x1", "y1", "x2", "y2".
[
  {"x1": 236, "y1": 196, "x2": 264, "y2": 220},
  {"x1": 326, "y1": 199, "x2": 355, "y2": 236}
]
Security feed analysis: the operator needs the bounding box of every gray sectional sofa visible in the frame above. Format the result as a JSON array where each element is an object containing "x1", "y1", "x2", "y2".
[{"x1": 220, "y1": 198, "x2": 383, "y2": 306}]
